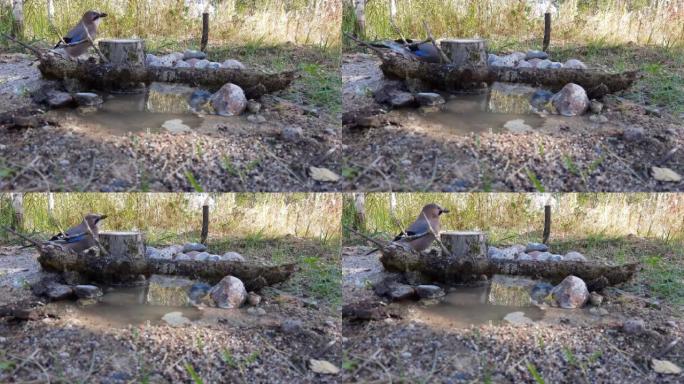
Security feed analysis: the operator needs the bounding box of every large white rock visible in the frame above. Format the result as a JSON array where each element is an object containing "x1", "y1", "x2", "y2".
[
  {"x1": 551, "y1": 83, "x2": 589, "y2": 116},
  {"x1": 551, "y1": 275, "x2": 589, "y2": 308},
  {"x1": 209, "y1": 275, "x2": 247, "y2": 309},
  {"x1": 210, "y1": 83, "x2": 247, "y2": 116}
]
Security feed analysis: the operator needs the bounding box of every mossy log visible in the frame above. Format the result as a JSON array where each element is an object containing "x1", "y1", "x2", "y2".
[
  {"x1": 36, "y1": 244, "x2": 296, "y2": 291},
  {"x1": 37, "y1": 51, "x2": 296, "y2": 99},
  {"x1": 376, "y1": 50, "x2": 639, "y2": 98},
  {"x1": 379, "y1": 244, "x2": 640, "y2": 285}
]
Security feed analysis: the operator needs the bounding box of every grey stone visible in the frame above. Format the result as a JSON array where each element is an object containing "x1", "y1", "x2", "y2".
[
  {"x1": 207, "y1": 254, "x2": 221, "y2": 262},
  {"x1": 525, "y1": 242, "x2": 549, "y2": 252},
  {"x1": 183, "y1": 49, "x2": 207, "y2": 60},
  {"x1": 516, "y1": 60, "x2": 533, "y2": 68},
  {"x1": 537, "y1": 59, "x2": 553, "y2": 69},
  {"x1": 145, "y1": 246, "x2": 160, "y2": 258},
  {"x1": 590, "y1": 100, "x2": 604, "y2": 114},
  {"x1": 503, "y1": 311, "x2": 534, "y2": 325},
  {"x1": 247, "y1": 307, "x2": 266, "y2": 316},
  {"x1": 174, "y1": 61, "x2": 191, "y2": 68},
  {"x1": 281, "y1": 126, "x2": 304, "y2": 142},
  {"x1": 549, "y1": 62, "x2": 563, "y2": 69},
  {"x1": 551, "y1": 275, "x2": 589, "y2": 308},
  {"x1": 388, "y1": 91, "x2": 415, "y2": 108},
  {"x1": 589, "y1": 292, "x2": 604, "y2": 306},
  {"x1": 161, "y1": 311, "x2": 190, "y2": 327},
  {"x1": 194, "y1": 252, "x2": 210, "y2": 261},
  {"x1": 175, "y1": 253, "x2": 192, "y2": 261},
  {"x1": 74, "y1": 285, "x2": 102, "y2": 299},
  {"x1": 623, "y1": 126, "x2": 645, "y2": 142},
  {"x1": 74, "y1": 92, "x2": 103, "y2": 106},
  {"x1": 564, "y1": 59, "x2": 588, "y2": 70},
  {"x1": 589, "y1": 115, "x2": 609, "y2": 124},
  {"x1": 194, "y1": 59, "x2": 211, "y2": 69},
  {"x1": 221, "y1": 59, "x2": 246, "y2": 70},
  {"x1": 623, "y1": 318, "x2": 646, "y2": 334},
  {"x1": 145, "y1": 53, "x2": 159, "y2": 66},
  {"x1": 221, "y1": 252, "x2": 245, "y2": 262},
  {"x1": 564, "y1": 251, "x2": 587, "y2": 262},
  {"x1": 46, "y1": 91, "x2": 73, "y2": 108},
  {"x1": 551, "y1": 83, "x2": 590, "y2": 116},
  {"x1": 487, "y1": 53, "x2": 499, "y2": 66},
  {"x1": 281, "y1": 319, "x2": 303, "y2": 334},
  {"x1": 183, "y1": 242, "x2": 207, "y2": 252},
  {"x1": 526, "y1": 50, "x2": 549, "y2": 60},
  {"x1": 589, "y1": 307, "x2": 609, "y2": 316},
  {"x1": 550, "y1": 254, "x2": 564, "y2": 261},
  {"x1": 416, "y1": 285, "x2": 445, "y2": 299},
  {"x1": 209, "y1": 275, "x2": 247, "y2": 309},
  {"x1": 46, "y1": 283, "x2": 74, "y2": 300},
  {"x1": 210, "y1": 83, "x2": 247, "y2": 116},
  {"x1": 374, "y1": 280, "x2": 415, "y2": 301},
  {"x1": 247, "y1": 114, "x2": 267, "y2": 124},
  {"x1": 247, "y1": 292, "x2": 261, "y2": 306},
  {"x1": 156, "y1": 52, "x2": 184, "y2": 67},
  {"x1": 415, "y1": 92, "x2": 445, "y2": 106},
  {"x1": 247, "y1": 100, "x2": 262, "y2": 114}
]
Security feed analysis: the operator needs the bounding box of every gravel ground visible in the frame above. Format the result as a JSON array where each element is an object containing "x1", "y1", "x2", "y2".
[
  {"x1": 341, "y1": 245, "x2": 684, "y2": 383},
  {"x1": 0, "y1": 245, "x2": 342, "y2": 383},
  {"x1": 0, "y1": 53, "x2": 342, "y2": 192},
  {"x1": 341, "y1": 53, "x2": 684, "y2": 192}
]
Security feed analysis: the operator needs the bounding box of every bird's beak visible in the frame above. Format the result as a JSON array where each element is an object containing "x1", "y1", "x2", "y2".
[
  {"x1": 97, "y1": 215, "x2": 108, "y2": 222},
  {"x1": 440, "y1": 208, "x2": 450, "y2": 215},
  {"x1": 98, "y1": 13, "x2": 108, "y2": 19}
]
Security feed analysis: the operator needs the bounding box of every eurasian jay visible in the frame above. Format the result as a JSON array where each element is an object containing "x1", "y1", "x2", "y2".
[
  {"x1": 367, "y1": 203, "x2": 449, "y2": 255},
  {"x1": 54, "y1": 10, "x2": 107, "y2": 58},
  {"x1": 50, "y1": 213, "x2": 107, "y2": 253}
]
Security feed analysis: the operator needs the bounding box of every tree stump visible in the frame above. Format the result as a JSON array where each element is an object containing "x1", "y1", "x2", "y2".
[
  {"x1": 99, "y1": 231, "x2": 145, "y2": 260},
  {"x1": 98, "y1": 39, "x2": 146, "y2": 92},
  {"x1": 440, "y1": 39, "x2": 487, "y2": 68},
  {"x1": 440, "y1": 231, "x2": 487, "y2": 261}
]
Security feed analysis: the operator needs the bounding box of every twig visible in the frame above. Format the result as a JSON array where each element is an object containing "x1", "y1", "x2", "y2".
[
  {"x1": 655, "y1": 337, "x2": 680, "y2": 359},
  {"x1": 82, "y1": 24, "x2": 108, "y2": 63},
  {"x1": 390, "y1": 19, "x2": 409, "y2": 45},
  {"x1": 343, "y1": 225, "x2": 387, "y2": 249},
  {"x1": 1, "y1": 226, "x2": 43, "y2": 247},
  {"x1": 421, "y1": 20, "x2": 450, "y2": 64},
  {"x1": 82, "y1": 219, "x2": 108, "y2": 256},
  {"x1": 606, "y1": 341, "x2": 645, "y2": 374},
  {"x1": 1, "y1": 33, "x2": 44, "y2": 58},
  {"x1": 352, "y1": 155, "x2": 383, "y2": 185},
  {"x1": 654, "y1": 146, "x2": 680, "y2": 166},
  {"x1": 343, "y1": 32, "x2": 388, "y2": 56},
  {"x1": 351, "y1": 348, "x2": 382, "y2": 377},
  {"x1": 421, "y1": 212, "x2": 451, "y2": 256}
]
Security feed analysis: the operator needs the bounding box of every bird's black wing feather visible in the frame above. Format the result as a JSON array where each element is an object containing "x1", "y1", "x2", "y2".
[
  {"x1": 54, "y1": 37, "x2": 72, "y2": 48},
  {"x1": 393, "y1": 231, "x2": 417, "y2": 241}
]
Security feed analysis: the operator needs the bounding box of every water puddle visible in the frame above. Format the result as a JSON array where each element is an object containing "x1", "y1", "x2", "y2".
[
  {"x1": 55, "y1": 286, "x2": 203, "y2": 328},
  {"x1": 53, "y1": 93, "x2": 204, "y2": 136},
  {"x1": 406, "y1": 284, "x2": 545, "y2": 329},
  {"x1": 395, "y1": 93, "x2": 546, "y2": 136}
]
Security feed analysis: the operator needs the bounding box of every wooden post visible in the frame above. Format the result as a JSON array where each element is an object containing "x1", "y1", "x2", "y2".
[
  {"x1": 440, "y1": 39, "x2": 487, "y2": 68},
  {"x1": 353, "y1": 193, "x2": 366, "y2": 231},
  {"x1": 200, "y1": 204, "x2": 209, "y2": 244},
  {"x1": 542, "y1": 205, "x2": 551, "y2": 244},
  {"x1": 543, "y1": 12, "x2": 551, "y2": 52},
  {"x1": 440, "y1": 231, "x2": 487, "y2": 261},
  {"x1": 201, "y1": 12, "x2": 209, "y2": 52},
  {"x1": 11, "y1": 0, "x2": 24, "y2": 39},
  {"x1": 10, "y1": 193, "x2": 23, "y2": 231}
]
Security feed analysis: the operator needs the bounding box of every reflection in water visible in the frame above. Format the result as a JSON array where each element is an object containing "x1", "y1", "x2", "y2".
[
  {"x1": 395, "y1": 93, "x2": 545, "y2": 135},
  {"x1": 57, "y1": 286, "x2": 202, "y2": 328},
  {"x1": 55, "y1": 92, "x2": 204, "y2": 136},
  {"x1": 409, "y1": 284, "x2": 544, "y2": 329}
]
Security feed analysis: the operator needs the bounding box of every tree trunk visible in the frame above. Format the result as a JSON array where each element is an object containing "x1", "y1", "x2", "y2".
[
  {"x1": 99, "y1": 231, "x2": 145, "y2": 260},
  {"x1": 47, "y1": 0, "x2": 54, "y2": 26},
  {"x1": 375, "y1": 49, "x2": 638, "y2": 98},
  {"x1": 440, "y1": 231, "x2": 487, "y2": 261},
  {"x1": 389, "y1": 0, "x2": 397, "y2": 24},
  {"x1": 99, "y1": 39, "x2": 146, "y2": 65},
  {"x1": 35, "y1": 244, "x2": 296, "y2": 290},
  {"x1": 10, "y1": 193, "x2": 23, "y2": 231},
  {"x1": 379, "y1": 243, "x2": 640, "y2": 285},
  {"x1": 440, "y1": 39, "x2": 487, "y2": 68},
  {"x1": 354, "y1": 0, "x2": 366, "y2": 38},
  {"x1": 37, "y1": 51, "x2": 295, "y2": 99},
  {"x1": 353, "y1": 193, "x2": 366, "y2": 231},
  {"x1": 11, "y1": 0, "x2": 23, "y2": 39}
]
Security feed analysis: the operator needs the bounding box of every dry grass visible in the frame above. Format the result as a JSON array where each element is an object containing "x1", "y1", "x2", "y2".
[
  {"x1": 344, "y1": 0, "x2": 684, "y2": 48},
  {"x1": 0, "y1": 192, "x2": 342, "y2": 244},
  {"x1": 2, "y1": 0, "x2": 341, "y2": 48}
]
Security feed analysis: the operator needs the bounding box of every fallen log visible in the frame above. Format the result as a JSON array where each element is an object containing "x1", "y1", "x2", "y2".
[
  {"x1": 37, "y1": 51, "x2": 296, "y2": 99},
  {"x1": 37, "y1": 243, "x2": 296, "y2": 291},
  {"x1": 379, "y1": 243, "x2": 640, "y2": 285},
  {"x1": 376, "y1": 49, "x2": 639, "y2": 99}
]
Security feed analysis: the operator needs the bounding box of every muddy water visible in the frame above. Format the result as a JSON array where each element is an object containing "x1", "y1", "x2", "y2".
[
  {"x1": 395, "y1": 93, "x2": 546, "y2": 136},
  {"x1": 56, "y1": 286, "x2": 203, "y2": 328},
  {"x1": 408, "y1": 284, "x2": 545, "y2": 329},
  {"x1": 54, "y1": 93, "x2": 203, "y2": 136}
]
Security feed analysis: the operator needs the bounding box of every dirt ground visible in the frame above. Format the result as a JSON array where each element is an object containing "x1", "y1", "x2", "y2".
[
  {"x1": 0, "y1": 245, "x2": 341, "y2": 383},
  {"x1": 0, "y1": 47, "x2": 342, "y2": 192},
  {"x1": 341, "y1": 245, "x2": 684, "y2": 383},
  {"x1": 341, "y1": 52, "x2": 684, "y2": 192}
]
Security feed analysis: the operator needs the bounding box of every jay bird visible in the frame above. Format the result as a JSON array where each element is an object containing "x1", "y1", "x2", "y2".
[{"x1": 54, "y1": 10, "x2": 107, "y2": 58}]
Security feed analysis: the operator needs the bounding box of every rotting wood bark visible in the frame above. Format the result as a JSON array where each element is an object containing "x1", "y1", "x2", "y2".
[
  {"x1": 378, "y1": 243, "x2": 640, "y2": 285},
  {"x1": 37, "y1": 51, "x2": 296, "y2": 99},
  {"x1": 36, "y1": 245, "x2": 296, "y2": 291},
  {"x1": 373, "y1": 47, "x2": 639, "y2": 98}
]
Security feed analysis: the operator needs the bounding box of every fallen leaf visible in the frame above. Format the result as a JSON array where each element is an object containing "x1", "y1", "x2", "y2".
[
  {"x1": 309, "y1": 359, "x2": 340, "y2": 374},
  {"x1": 309, "y1": 167, "x2": 340, "y2": 182},
  {"x1": 652, "y1": 167, "x2": 682, "y2": 182},
  {"x1": 652, "y1": 358, "x2": 682, "y2": 374}
]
